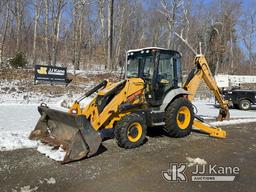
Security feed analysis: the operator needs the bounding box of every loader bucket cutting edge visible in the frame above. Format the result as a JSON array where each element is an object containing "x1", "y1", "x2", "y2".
[{"x1": 29, "y1": 106, "x2": 102, "y2": 163}]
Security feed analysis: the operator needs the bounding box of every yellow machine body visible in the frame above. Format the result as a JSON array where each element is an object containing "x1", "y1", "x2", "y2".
[{"x1": 69, "y1": 78, "x2": 145, "y2": 130}]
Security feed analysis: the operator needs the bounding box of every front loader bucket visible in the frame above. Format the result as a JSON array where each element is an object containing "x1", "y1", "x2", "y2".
[{"x1": 29, "y1": 106, "x2": 102, "y2": 163}]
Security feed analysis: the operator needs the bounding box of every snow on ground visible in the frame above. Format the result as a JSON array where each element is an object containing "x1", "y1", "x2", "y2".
[
  {"x1": 0, "y1": 80, "x2": 64, "y2": 104},
  {"x1": 193, "y1": 100, "x2": 256, "y2": 119},
  {"x1": 0, "y1": 96, "x2": 92, "y2": 161},
  {"x1": 68, "y1": 65, "x2": 121, "y2": 76},
  {"x1": 0, "y1": 75, "x2": 96, "y2": 104},
  {"x1": 0, "y1": 103, "x2": 69, "y2": 161},
  {"x1": 186, "y1": 157, "x2": 207, "y2": 167},
  {"x1": 37, "y1": 143, "x2": 66, "y2": 162},
  {"x1": 0, "y1": 98, "x2": 256, "y2": 160},
  {"x1": 0, "y1": 104, "x2": 39, "y2": 151},
  {"x1": 210, "y1": 118, "x2": 256, "y2": 126},
  {"x1": 20, "y1": 185, "x2": 39, "y2": 192},
  {"x1": 44, "y1": 177, "x2": 56, "y2": 184}
]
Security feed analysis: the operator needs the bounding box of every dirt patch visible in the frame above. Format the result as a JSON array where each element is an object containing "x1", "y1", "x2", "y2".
[{"x1": 1, "y1": 123, "x2": 256, "y2": 192}]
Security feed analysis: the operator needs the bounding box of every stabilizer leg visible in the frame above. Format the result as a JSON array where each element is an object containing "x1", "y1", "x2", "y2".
[{"x1": 193, "y1": 116, "x2": 226, "y2": 139}]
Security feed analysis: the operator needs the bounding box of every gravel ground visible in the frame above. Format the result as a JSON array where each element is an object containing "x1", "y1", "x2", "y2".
[{"x1": 1, "y1": 122, "x2": 256, "y2": 192}]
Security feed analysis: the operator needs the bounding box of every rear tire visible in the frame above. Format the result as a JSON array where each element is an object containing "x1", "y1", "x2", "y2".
[
  {"x1": 239, "y1": 99, "x2": 251, "y2": 110},
  {"x1": 114, "y1": 113, "x2": 147, "y2": 149},
  {"x1": 164, "y1": 98, "x2": 194, "y2": 137}
]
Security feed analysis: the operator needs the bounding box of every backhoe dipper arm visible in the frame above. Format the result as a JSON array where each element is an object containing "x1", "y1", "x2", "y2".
[{"x1": 183, "y1": 55, "x2": 230, "y2": 121}]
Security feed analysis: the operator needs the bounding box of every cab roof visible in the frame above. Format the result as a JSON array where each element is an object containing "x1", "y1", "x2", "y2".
[{"x1": 127, "y1": 47, "x2": 181, "y2": 55}]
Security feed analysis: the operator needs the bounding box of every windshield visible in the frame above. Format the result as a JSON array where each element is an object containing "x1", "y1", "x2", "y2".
[
  {"x1": 126, "y1": 50, "x2": 182, "y2": 86},
  {"x1": 127, "y1": 52, "x2": 153, "y2": 79},
  {"x1": 127, "y1": 57, "x2": 139, "y2": 77}
]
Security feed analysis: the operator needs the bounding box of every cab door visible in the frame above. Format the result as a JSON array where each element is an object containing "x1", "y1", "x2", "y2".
[{"x1": 152, "y1": 52, "x2": 182, "y2": 105}]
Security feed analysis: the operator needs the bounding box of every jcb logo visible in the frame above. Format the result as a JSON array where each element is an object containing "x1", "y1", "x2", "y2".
[
  {"x1": 162, "y1": 163, "x2": 187, "y2": 182},
  {"x1": 37, "y1": 67, "x2": 47, "y2": 75}
]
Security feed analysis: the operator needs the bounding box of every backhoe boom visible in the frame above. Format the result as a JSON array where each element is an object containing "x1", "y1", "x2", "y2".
[
  {"x1": 182, "y1": 54, "x2": 229, "y2": 139},
  {"x1": 184, "y1": 55, "x2": 230, "y2": 121}
]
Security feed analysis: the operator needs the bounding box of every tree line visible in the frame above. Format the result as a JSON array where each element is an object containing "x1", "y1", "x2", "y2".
[{"x1": 0, "y1": 0, "x2": 255, "y2": 75}]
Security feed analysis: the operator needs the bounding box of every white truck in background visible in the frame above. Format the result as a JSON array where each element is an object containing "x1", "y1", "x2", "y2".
[
  {"x1": 215, "y1": 75, "x2": 256, "y2": 88},
  {"x1": 215, "y1": 75, "x2": 256, "y2": 110}
]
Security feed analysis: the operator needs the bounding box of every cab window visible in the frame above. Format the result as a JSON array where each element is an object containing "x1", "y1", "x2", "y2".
[{"x1": 158, "y1": 53, "x2": 174, "y2": 91}]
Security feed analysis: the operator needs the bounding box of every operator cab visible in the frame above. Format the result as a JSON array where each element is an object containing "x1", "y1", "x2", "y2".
[{"x1": 126, "y1": 47, "x2": 183, "y2": 106}]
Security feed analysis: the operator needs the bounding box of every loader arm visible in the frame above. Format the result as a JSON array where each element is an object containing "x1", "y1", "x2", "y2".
[
  {"x1": 80, "y1": 78, "x2": 145, "y2": 130},
  {"x1": 183, "y1": 55, "x2": 230, "y2": 121}
]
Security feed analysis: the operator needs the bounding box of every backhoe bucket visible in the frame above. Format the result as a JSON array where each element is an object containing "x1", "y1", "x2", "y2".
[
  {"x1": 29, "y1": 106, "x2": 102, "y2": 163},
  {"x1": 216, "y1": 108, "x2": 230, "y2": 121}
]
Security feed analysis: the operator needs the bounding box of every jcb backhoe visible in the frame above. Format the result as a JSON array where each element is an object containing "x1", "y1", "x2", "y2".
[{"x1": 29, "y1": 47, "x2": 230, "y2": 163}]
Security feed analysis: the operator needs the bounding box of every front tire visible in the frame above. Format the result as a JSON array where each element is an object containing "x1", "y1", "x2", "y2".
[
  {"x1": 164, "y1": 98, "x2": 194, "y2": 137},
  {"x1": 114, "y1": 113, "x2": 147, "y2": 149}
]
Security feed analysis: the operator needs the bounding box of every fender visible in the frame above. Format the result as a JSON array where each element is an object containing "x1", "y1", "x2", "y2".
[{"x1": 160, "y1": 88, "x2": 189, "y2": 111}]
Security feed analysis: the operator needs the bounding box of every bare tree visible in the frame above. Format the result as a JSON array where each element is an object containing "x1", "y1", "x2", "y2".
[
  {"x1": 172, "y1": 2, "x2": 197, "y2": 55},
  {"x1": 51, "y1": 0, "x2": 66, "y2": 66},
  {"x1": 0, "y1": 0, "x2": 251, "y2": 75},
  {"x1": 98, "y1": 0, "x2": 106, "y2": 62},
  {"x1": 107, "y1": 0, "x2": 114, "y2": 70},
  {"x1": 32, "y1": 0, "x2": 42, "y2": 65},
  {"x1": 242, "y1": 11, "x2": 256, "y2": 67},
  {"x1": 113, "y1": 1, "x2": 127, "y2": 70},
  {"x1": 0, "y1": 1, "x2": 10, "y2": 62},
  {"x1": 44, "y1": 0, "x2": 51, "y2": 65},
  {"x1": 205, "y1": 22, "x2": 223, "y2": 74},
  {"x1": 160, "y1": 0, "x2": 183, "y2": 49},
  {"x1": 72, "y1": 0, "x2": 86, "y2": 70},
  {"x1": 13, "y1": 0, "x2": 24, "y2": 52}
]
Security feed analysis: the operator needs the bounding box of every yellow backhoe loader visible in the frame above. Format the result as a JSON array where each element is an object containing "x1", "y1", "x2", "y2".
[{"x1": 29, "y1": 47, "x2": 230, "y2": 163}]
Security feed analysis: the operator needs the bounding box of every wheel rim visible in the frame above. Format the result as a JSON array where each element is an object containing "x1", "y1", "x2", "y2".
[
  {"x1": 127, "y1": 122, "x2": 143, "y2": 142},
  {"x1": 176, "y1": 106, "x2": 191, "y2": 129},
  {"x1": 242, "y1": 102, "x2": 249, "y2": 109}
]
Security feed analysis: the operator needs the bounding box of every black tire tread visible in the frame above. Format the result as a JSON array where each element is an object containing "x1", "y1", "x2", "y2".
[
  {"x1": 114, "y1": 113, "x2": 147, "y2": 149},
  {"x1": 164, "y1": 98, "x2": 194, "y2": 138}
]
